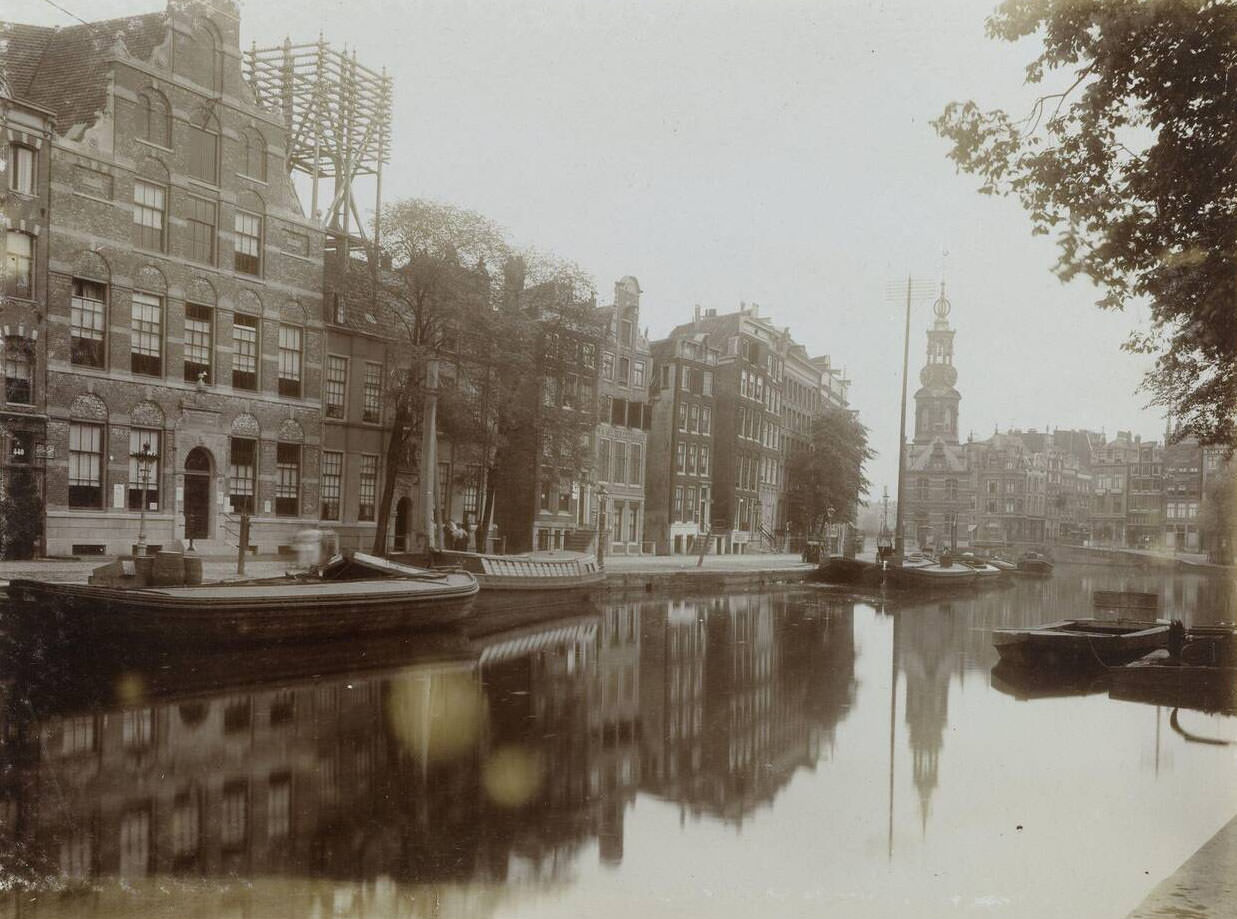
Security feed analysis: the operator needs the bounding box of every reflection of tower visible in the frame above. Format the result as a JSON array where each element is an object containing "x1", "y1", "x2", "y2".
[{"x1": 899, "y1": 602, "x2": 963, "y2": 832}]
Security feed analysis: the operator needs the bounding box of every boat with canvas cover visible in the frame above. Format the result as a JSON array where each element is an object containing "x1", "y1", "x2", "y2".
[
  {"x1": 992, "y1": 618, "x2": 1168, "y2": 669},
  {"x1": 8, "y1": 551, "x2": 479, "y2": 643},
  {"x1": 412, "y1": 548, "x2": 605, "y2": 593}
]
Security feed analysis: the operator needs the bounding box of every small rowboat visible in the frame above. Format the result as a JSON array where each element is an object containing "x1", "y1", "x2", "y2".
[
  {"x1": 8, "y1": 552, "x2": 478, "y2": 644},
  {"x1": 992, "y1": 618, "x2": 1168, "y2": 669}
]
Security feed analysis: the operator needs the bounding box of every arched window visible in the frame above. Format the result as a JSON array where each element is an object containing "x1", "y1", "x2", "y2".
[
  {"x1": 242, "y1": 129, "x2": 267, "y2": 181},
  {"x1": 137, "y1": 91, "x2": 170, "y2": 147},
  {"x1": 186, "y1": 110, "x2": 219, "y2": 185}
]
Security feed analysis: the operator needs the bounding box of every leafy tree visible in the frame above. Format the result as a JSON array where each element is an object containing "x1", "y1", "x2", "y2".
[
  {"x1": 348, "y1": 199, "x2": 600, "y2": 553},
  {"x1": 1200, "y1": 459, "x2": 1235, "y2": 560},
  {"x1": 785, "y1": 405, "x2": 874, "y2": 539},
  {"x1": 356, "y1": 200, "x2": 509, "y2": 554},
  {"x1": 0, "y1": 468, "x2": 41, "y2": 559},
  {"x1": 934, "y1": 0, "x2": 1237, "y2": 448}
]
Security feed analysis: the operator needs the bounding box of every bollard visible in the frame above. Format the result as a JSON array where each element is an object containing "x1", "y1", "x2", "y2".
[{"x1": 237, "y1": 511, "x2": 250, "y2": 576}]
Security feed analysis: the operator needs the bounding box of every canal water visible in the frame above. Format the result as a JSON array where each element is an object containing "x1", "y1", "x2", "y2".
[{"x1": 0, "y1": 563, "x2": 1233, "y2": 918}]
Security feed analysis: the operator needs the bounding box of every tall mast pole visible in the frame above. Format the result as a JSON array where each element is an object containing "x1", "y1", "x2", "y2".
[{"x1": 893, "y1": 275, "x2": 912, "y2": 566}]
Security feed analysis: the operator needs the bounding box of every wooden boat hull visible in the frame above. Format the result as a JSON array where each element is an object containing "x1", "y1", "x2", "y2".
[
  {"x1": 7, "y1": 572, "x2": 479, "y2": 644},
  {"x1": 1110, "y1": 650, "x2": 1237, "y2": 716},
  {"x1": 816, "y1": 556, "x2": 872, "y2": 585},
  {"x1": 1016, "y1": 559, "x2": 1054, "y2": 576},
  {"x1": 993, "y1": 618, "x2": 1168, "y2": 669}
]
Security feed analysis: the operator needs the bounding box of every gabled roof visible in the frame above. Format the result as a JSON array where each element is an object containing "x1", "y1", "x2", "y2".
[{"x1": 1, "y1": 12, "x2": 169, "y2": 134}]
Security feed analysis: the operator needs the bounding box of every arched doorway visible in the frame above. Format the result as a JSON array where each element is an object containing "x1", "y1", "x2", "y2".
[
  {"x1": 393, "y1": 497, "x2": 412, "y2": 552},
  {"x1": 184, "y1": 447, "x2": 213, "y2": 542}
]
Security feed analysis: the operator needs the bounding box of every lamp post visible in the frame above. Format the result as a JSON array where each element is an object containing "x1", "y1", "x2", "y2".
[
  {"x1": 596, "y1": 484, "x2": 609, "y2": 568},
  {"x1": 131, "y1": 441, "x2": 155, "y2": 556}
]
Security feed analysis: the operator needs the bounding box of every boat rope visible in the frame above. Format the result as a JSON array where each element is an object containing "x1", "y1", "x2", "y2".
[{"x1": 1169, "y1": 708, "x2": 1233, "y2": 746}]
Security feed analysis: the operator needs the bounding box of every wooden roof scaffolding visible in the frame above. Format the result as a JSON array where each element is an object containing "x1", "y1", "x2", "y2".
[{"x1": 244, "y1": 38, "x2": 393, "y2": 249}]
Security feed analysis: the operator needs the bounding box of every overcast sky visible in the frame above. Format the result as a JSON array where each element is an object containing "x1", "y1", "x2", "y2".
[{"x1": 11, "y1": 0, "x2": 1169, "y2": 496}]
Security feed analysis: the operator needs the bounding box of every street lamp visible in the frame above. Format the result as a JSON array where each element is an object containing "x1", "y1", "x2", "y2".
[
  {"x1": 131, "y1": 441, "x2": 156, "y2": 556},
  {"x1": 596, "y1": 484, "x2": 609, "y2": 569}
]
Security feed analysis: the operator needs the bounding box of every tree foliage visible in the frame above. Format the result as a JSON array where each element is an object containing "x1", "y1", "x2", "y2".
[
  {"x1": 785, "y1": 405, "x2": 874, "y2": 537},
  {"x1": 347, "y1": 199, "x2": 600, "y2": 552},
  {"x1": 934, "y1": 0, "x2": 1237, "y2": 448}
]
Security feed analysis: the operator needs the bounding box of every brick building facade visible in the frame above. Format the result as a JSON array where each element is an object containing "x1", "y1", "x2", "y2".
[
  {"x1": 1, "y1": 84, "x2": 55, "y2": 557},
  {"x1": 2, "y1": 1, "x2": 326, "y2": 556}
]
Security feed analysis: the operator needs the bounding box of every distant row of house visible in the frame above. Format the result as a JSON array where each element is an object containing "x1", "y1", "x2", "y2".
[
  {"x1": 0, "y1": 0, "x2": 853, "y2": 559},
  {"x1": 898, "y1": 291, "x2": 1230, "y2": 558}
]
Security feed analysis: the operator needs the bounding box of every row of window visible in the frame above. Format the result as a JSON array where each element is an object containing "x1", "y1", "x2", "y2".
[
  {"x1": 597, "y1": 438, "x2": 643, "y2": 486},
  {"x1": 734, "y1": 453, "x2": 781, "y2": 492},
  {"x1": 601, "y1": 351, "x2": 646, "y2": 388},
  {"x1": 133, "y1": 178, "x2": 265, "y2": 275},
  {"x1": 69, "y1": 279, "x2": 306, "y2": 394},
  {"x1": 65, "y1": 426, "x2": 378, "y2": 522},
  {"x1": 324, "y1": 355, "x2": 383, "y2": 423},
  {"x1": 677, "y1": 401, "x2": 712, "y2": 435},
  {"x1": 674, "y1": 442, "x2": 711, "y2": 478},
  {"x1": 133, "y1": 89, "x2": 268, "y2": 185},
  {"x1": 60, "y1": 774, "x2": 292, "y2": 881},
  {"x1": 672, "y1": 484, "x2": 712, "y2": 524},
  {"x1": 604, "y1": 397, "x2": 652, "y2": 431}
]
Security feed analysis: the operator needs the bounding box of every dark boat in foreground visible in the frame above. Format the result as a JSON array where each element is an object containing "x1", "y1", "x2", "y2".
[
  {"x1": 992, "y1": 618, "x2": 1168, "y2": 668},
  {"x1": 1109, "y1": 626, "x2": 1237, "y2": 715},
  {"x1": 8, "y1": 552, "x2": 479, "y2": 643}
]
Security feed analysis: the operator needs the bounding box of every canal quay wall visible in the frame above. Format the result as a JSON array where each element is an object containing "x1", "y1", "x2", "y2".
[
  {"x1": 1127, "y1": 813, "x2": 1237, "y2": 918},
  {"x1": 1056, "y1": 545, "x2": 1230, "y2": 571},
  {"x1": 0, "y1": 553, "x2": 817, "y2": 591}
]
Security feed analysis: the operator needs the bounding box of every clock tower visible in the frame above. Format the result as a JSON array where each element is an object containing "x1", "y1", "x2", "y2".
[{"x1": 913, "y1": 284, "x2": 961, "y2": 445}]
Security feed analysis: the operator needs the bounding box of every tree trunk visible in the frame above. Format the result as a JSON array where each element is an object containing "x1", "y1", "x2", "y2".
[{"x1": 372, "y1": 398, "x2": 413, "y2": 555}]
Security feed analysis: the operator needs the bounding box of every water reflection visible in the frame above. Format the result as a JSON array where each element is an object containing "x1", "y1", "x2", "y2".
[
  {"x1": 0, "y1": 591, "x2": 856, "y2": 910},
  {"x1": 1, "y1": 565, "x2": 1232, "y2": 918}
]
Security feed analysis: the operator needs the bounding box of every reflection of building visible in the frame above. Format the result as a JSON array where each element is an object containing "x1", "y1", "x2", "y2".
[{"x1": 638, "y1": 593, "x2": 856, "y2": 823}]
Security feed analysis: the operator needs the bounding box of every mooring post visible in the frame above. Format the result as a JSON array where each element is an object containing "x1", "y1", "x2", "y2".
[{"x1": 238, "y1": 511, "x2": 250, "y2": 576}]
